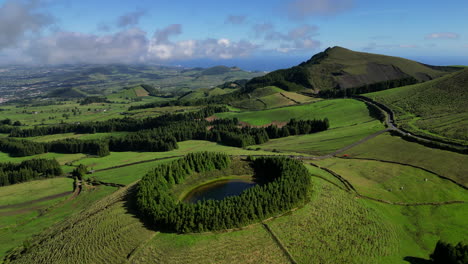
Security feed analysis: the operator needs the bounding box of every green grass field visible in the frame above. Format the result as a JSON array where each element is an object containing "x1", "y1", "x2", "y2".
[
  {"x1": 365, "y1": 69, "x2": 468, "y2": 144},
  {"x1": 345, "y1": 132, "x2": 468, "y2": 186},
  {"x1": 73, "y1": 140, "x2": 308, "y2": 171},
  {"x1": 314, "y1": 158, "x2": 468, "y2": 204},
  {"x1": 256, "y1": 120, "x2": 383, "y2": 155},
  {"x1": 0, "y1": 151, "x2": 86, "y2": 165},
  {"x1": 90, "y1": 158, "x2": 179, "y2": 185},
  {"x1": 216, "y1": 99, "x2": 374, "y2": 128},
  {"x1": 0, "y1": 177, "x2": 73, "y2": 206},
  {"x1": 0, "y1": 182, "x2": 117, "y2": 259},
  {"x1": 268, "y1": 179, "x2": 399, "y2": 263},
  {"x1": 3, "y1": 159, "x2": 467, "y2": 263}
]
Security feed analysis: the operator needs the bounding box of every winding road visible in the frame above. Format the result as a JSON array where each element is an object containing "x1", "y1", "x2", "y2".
[{"x1": 353, "y1": 95, "x2": 467, "y2": 151}]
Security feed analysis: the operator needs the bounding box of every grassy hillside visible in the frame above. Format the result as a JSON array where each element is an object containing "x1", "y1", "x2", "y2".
[
  {"x1": 366, "y1": 69, "x2": 468, "y2": 144},
  {"x1": 246, "y1": 46, "x2": 458, "y2": 92},
  {"x1": 48, "y1": 87, "x2": 87, "y2": 98},
  {"x1": 216, "y1": 98, "x2": 374, "y2": 128}
]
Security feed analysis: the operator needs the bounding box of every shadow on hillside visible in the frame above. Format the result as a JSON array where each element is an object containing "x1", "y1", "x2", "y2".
[
  {"x1": 403, "y1": 256, "x2": 432, "y2": 264},
  {"x1": 121, "y1": 185, "x2": 174, "y2": 233}
]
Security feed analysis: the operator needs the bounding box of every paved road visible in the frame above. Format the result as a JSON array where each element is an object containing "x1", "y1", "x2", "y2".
[{"x1": 354, "y1": 95, "x2": 467, "y2": 150}]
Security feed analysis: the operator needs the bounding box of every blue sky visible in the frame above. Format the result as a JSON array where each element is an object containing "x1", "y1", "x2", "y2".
[{"x1": 0, "y1": 0, "x2": 467, "y2": 70}]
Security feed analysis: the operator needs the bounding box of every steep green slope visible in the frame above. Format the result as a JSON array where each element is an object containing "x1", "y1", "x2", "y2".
[
  {"x1": 246, "y1": 46, "x2": 458, "y2": 92},
  {"x1": 48, "y1": 87, "x2": 87, "y2": 98},
  {"x1": 366, "y1": 69, "x2": 468, "y2": 144}
]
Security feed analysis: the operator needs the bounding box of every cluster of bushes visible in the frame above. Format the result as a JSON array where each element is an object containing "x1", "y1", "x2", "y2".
[
  {"x1": 79, "y1": 97, "x2": 110, "y2": 105},
  {"x1": 0, "y1": 119, "x2": 22, "y2": 133},
  {"x1": 0, "y1": 159, "x2": 62, "y2": 186},
  {"x1": 136, "y1": 152, "x2": 311, "y2": 233},
  {"x1": 431, "y1": 240, "x2": 467, "y2": 264},
  {"x1": 319, "y1": 77, "x2": 418, "y2": 98}
]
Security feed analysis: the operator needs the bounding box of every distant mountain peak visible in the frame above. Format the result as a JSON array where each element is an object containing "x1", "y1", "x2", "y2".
[{"x1": 247, "y1": 46, "x2": 460, "y2": 92}]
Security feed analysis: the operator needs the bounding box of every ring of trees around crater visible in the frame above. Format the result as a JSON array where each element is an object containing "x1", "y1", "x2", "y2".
[{"x1": 136, "y1": 152, "x2": 311, "y2": 233}]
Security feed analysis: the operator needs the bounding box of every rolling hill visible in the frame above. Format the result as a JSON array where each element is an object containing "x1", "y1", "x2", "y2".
[
  {"x1": 365, "y1": 68, "x2": 468, "y2": 145},
  {"x1": 245, "y1": 46, "x2": 460, "y2": 92}
]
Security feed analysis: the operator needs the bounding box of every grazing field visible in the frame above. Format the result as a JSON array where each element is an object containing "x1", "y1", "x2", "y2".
[
  {"x1": 268, "y1": 179, "x2": 399, "y2": 264},
  {"x1": 0, "y1": 101, "x2": 128, "y2": 127},
  {"x1": 0, "y1": 184, "x2": 117, "y2": 259},
  {"x1": 0, "y1": 177, "x2": 73, "y2": 206},
  {"x1": 313, "y1": 158, "x2": 468, "y2": 203},
  {"x1": 3, "y1": 164, "x2": 467, "y2": 263},
  {"x1": 73, "y1": 140, "x2": 307, "y2": 170},
  {"x1": 21, "y1": 132, "x2": 129, "y2": 142},
  {"x1": 345, "y1": 132, "x2": 468, "y2": 186},
  {"x1": 256, "y1": 120, "x2": 384, "y2": 155},
  {"x1": 365, "y1": 69, "x2": 468, "y2": 144},
  {"x1": 130, "y1": 226, "x2": 289, "y2": 264},
  {"x1": 216, "y1": 99, "x2": 374, "y2": 128},
  {"x1": 0, "y1": 151, "x2": 86, "y2": 165},
  {"x1": 90, "y1": 158, "x2": 179, "y2": 185},
  {"x1": 361, "y1": 199, "x2": 468, "y2": 262},
  {"x1": 3, "y1": 185, "x2": 149, "y2": 264}
]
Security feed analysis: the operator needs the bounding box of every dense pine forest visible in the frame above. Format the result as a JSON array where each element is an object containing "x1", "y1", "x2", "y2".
[
  {"x1": 0, "y1": 107, "x2": 329, "y2": 157},
  {"x1": 0, "y1": 159, "x2": 62, "y2": 186},
  {"x1": 136, "y1": 152, "x2": 311, "y2": 232}
]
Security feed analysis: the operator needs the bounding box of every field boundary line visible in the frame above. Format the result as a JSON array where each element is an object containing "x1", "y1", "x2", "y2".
[
  {"x1": 262, "y1": 223, "x2": 298, "y2": 264},
  {"x1": 308, "y1": 162, "x2": 466, "y2": 206},
  {"x1": 336, "y1": 157, "x2": 468, "y2": 190},
  {"x1": 279, "y1": 92, "x2": 301, "y2": 104},
  {"x1": 353, "y1": 96, "x2": 468, "y2": 153},
  {"x1": 126, "y1": 232, "x2": 159, "y2": 263},
  {"x1": 93, "y1": 155, "x2": 183, "y2": 173},
  {"x1": 0, "y1": 191, "x2": 73, "y2": 210}
]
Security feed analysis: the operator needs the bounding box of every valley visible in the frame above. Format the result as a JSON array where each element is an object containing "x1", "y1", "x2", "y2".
[{"x1": 0, "y1": 47, "x2": 467, "y2": 264}]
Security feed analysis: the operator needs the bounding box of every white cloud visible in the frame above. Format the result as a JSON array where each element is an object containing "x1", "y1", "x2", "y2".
[
  {"x1": 287, "y1": 0, "x2": 354, "y2": 19},
  {"x1": 253, "y1": 23, "x2": 320, "y2": 53},
  {"x1": 364, "y1": 43, "x2": 419, "y2": 51},
  {"x1": 0, "y1": 0, "x2": 53, "y2": 49},
  {"x1": 24, "y1": 28, "x2": 149, "y2": 64},
  {"x1": 116, "y1": 10, "x2": 146, "y2": 28},
  {"x1": 425, "y1": 32, "x2": 459, "y2": 39},
  {"x1": 225, "y1": 15, "x2": 246, "y2": 25}
]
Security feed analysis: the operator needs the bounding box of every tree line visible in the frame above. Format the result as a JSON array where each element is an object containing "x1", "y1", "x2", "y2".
[
  {"x1": 0, "y1": 116, "x2": 329, "y2": 157},
  {"x1": 209, "y1": 118, "x2": 329, "y2": 148},
  {"x1": 430, "y1": 240, "x2": 467, "y2": 264},
  {"x1": 0, "y1": 138, "x2": 109, "y2": 157},
  {"x1": 9, "y1": 105, "x2": 229, "y2": 137},
  {"x1": 319, "y1": 76, "x2": 418, "y2": 98},
  {"x1": 0, "y1": 159, "x2": 62, "y2": 186},
  {"x1": 136, "y1": 152, "x2": 311, "y2": 233},
  {"x1": 79, "y1": 97, "x2": 110, "y2": 105}
]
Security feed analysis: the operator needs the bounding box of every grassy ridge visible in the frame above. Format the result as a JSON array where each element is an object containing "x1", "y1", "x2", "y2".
[
  {"x1": 268, "y1": 179, "x2": 399, "y2": 263},
  {"x1": 366, "y1": 69, "x2": 468, "y2": 144},
  {"x1": 314, "y1": 158, "x2": 468, "y2": 204},
  {"x1": 246, "y1": 46, "x2": 455, "y2": 92},
  {"x1": 346, "y1": 132, "x2": 468, "y2": 186},
  {"x1": 216, "y1": 99, "x2": 374, "y2": 128},
  {"x1": 3, "y1": 185, "x2": 145, "y2": 263},
  {"x1": 0, "y1": 185, "x2": 117, "y2": 259},
  {"x1": 130, "y1": 226, "x2": 289, "y2": 264},
  {"x1": 256, "y1": 120, "x2": 383, "y2": 155},
  {"x1": 0, "y1": 178, "x2": 73, "y2": 206}
]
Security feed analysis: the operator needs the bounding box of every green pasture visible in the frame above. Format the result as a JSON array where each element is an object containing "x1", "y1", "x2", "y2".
[{"x1": 346, "y1": 132, "x2": 468, "y2": 186}]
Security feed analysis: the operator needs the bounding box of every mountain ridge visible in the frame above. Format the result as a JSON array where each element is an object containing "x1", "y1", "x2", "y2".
[{"x1": 245, "y1": 46, "x2": 461, "y2": 93}]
